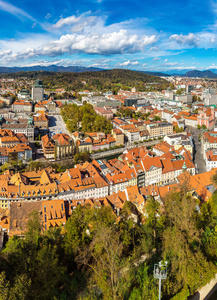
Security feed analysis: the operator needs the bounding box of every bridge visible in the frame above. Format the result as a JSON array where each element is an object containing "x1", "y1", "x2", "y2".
[{"x1": 90, "y1": 139, "x2": 162, "y2": 160}]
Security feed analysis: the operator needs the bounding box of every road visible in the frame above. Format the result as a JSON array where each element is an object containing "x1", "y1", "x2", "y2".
[
  {"x1": 49, "y1": 114, "x2": 71, "y2": 137},
  {"x1": 190, "y1": 127, "x2": 206, "y2": 174}
]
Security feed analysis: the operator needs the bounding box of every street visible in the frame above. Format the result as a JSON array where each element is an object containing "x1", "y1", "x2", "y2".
[
  {"x1": 49, "y1": 114, "x2": 71, "y2": 136},
  {"x1": 191, "y1": 128, "x2": 206, "y2": 174}
]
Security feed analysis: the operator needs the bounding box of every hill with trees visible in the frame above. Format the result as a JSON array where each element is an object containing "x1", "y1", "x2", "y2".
[
  {"x1": 184, "y1": 70, "x2": 217, "y2": 78},
  {"x1": 1, "y1": 176, "x2": 217, "y2": 299},
  {"x1": 0, "y1": 69, "x2": 170, "y2": 93}
]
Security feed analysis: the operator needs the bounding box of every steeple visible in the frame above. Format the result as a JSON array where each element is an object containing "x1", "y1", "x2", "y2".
[{"x1": 182, "y1": 161, "x2": 187, "y2": 172}]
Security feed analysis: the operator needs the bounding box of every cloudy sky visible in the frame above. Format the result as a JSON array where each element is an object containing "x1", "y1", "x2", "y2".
[{"x1": 0, "y1": 0, "x2": 217, "y2": 71}]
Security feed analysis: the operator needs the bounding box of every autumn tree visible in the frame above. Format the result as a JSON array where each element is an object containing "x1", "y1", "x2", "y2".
[{"x1": 162, "y1": 180, "x2": 216, "y2": 298}]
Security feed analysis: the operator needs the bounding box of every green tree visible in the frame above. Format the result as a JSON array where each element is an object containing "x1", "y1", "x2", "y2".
[
  {"x1": 162, "y1": 180, "x2": 216, "y2": 298},
  {"x1": 73, "y1": 152, "x2": 91, "y2": 164},
  {"x1": 176, "y1": 89, "x2": 182, "y2": 95},
  {"x1": 129, "y1": 264, "x2": 158, "y2": 300},
  {"x1": 25, "y1": 210, "x2": 42, "y2": 244},
  {"x1": 153, "y1": 115, "x2": 161, "y2": 121},
  {"x1": 0, "y1": 272, "x2": 9, "y2": 300}
]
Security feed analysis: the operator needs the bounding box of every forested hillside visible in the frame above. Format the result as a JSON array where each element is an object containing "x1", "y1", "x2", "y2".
[
  {"x1": 1, "y1": 178, "x2": 217, "y2": 299},
  {"x1": 0, "y1": 69, "x2": 169, "y2": 93}
]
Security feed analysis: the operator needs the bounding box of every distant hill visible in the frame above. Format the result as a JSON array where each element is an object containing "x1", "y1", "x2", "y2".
[
  {"x1": 1, "y1": 68, "x2": 169, "y2": 92},
  {"x1": 0, "y1": 65, "x2": 104, "y2": 74},
  {"x1": 140, "y1": 71, "x2": 169, "y2": 77},
  {"x1": 183, "y1": 70, "x2": 217, "y2": 78},
  {"x1": 1, "y1": 65, "x2": 217, "y2": 78}
]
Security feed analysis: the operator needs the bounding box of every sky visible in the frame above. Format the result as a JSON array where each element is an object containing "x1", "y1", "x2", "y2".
[{"x1": 0, "y1": 0, "x2": 217, "y2": 71}]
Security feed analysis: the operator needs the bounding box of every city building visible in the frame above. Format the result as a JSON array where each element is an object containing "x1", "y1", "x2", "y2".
[
  {"x1": 33, "y1": 113, "x2": 49, "y2": 129},
  {"x1": 147, "y1": 122, "x2": 173, "y2": 138},
  {"x1": 0, "y1": 117, "x2": 34, "y2": 142},
  {"x1": 112, "y1": 129, "x2": 124, "y2": 146},
  {"x1": 53, "y1": 133, "x2": 75, "y2": 160},
  {"x1": 94, "y1": 107, "x2": 113, "y2": 119},
  {"x1": 12, "y1": 100, "x2": 33, "y2": 112},
  {"x1": 32, "y1": 80, "x2": 44, "y2": 102},
  {"x1": 205, "y1": 149, "x2": 217, "y2": 172},
  {"x1": 41, "y1": 135, "x2": 55, "y2": 159}
]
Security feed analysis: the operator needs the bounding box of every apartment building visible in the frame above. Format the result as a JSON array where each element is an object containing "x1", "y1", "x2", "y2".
[
  {"x1": 41, "y1": 135, "x2": 55, "y2": 159},
  {"x1": 0, "y1": 117, "x2": 34, "y2": 142},
  {"x1": 201, "y1": 131, "x2": 217, "y2": 159},
  {"x1": 205, "y1": 149, "x2": 217, "y2": 172},
  {"x1": 147, "y1": 122, "x2": 173, "y2": 138},
  {"x1": 142, "y1": 156, "x2": 163, "y2": 186},
  {"x1": 112, "y1": 128, "x2": 124, "y2": 146}
]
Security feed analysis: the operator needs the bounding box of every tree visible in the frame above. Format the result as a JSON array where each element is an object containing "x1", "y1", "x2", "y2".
[
  {"x1": 176, "y1": 89, "x2": 182, "y2": 95},
  {"x1": 0, "y1": 272, "x2": 9, "y2": 300},
  {"x1": 153, "y1": 115, "x2": 161, "y2": 121},
  {"x1": 162, "y1": 179, "x2": 215, "y2": 298},
  {"x1": 25, "y1": 210, "x2": 42, "y2": 244},
  {"x1": 142, "y1": 196, "x2": 163, "y2": 252},
  {"x1": 77, "y1": 225, "x2": 130, "y2": 300},
  {"x1": 64, "y1": 205, "x2": 92, "y2": 255},
  {"x1": 128, "y1": 264, "x2": 158, "y2": 300},
  {"x1": 169, "y1": 83, "x2": 175, "y2": 90},
  {"x1": 192, "y1": 95, "x2": 198, "y2": 102},
  {"x1": 73, "y1": 152, "x2": 91, "y2": 164}
]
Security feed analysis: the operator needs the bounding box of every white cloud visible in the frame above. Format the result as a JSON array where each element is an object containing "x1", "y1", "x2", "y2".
[
  {"x1": 164, "y1": 62, "x2": 178, "y2": 66},
  {"x1": 118, "y1": 60, "x2": 139, "y2": 66},
  {"x1": 53, "y1": 15, "x2": 82, "y2": 29},
  {"x1": 208, "y1": 64, "x2": 217, "y2": 69},
  {"x1": 142, "y1": 63, "x2": 147, "y2": 66},
  {"x1": 0, "y1": 49, "x2": 11, "y2": 57},
  {"x1": 149, "y1": 47, "x2": 159, "y2": 51},
  {"x1": 0, "y1": 0, "x2": 35, "y2": 21},
  {"x1": 24, "y1": 59, "x2": 65, "y2": 67},
  {"x1": 175, "y1": 66, "x2": 196, "y2": 70},
  {"x1": 10, "y1": 30, "x2": 156, "y2": 58},
  {"x1": 164, "y1": 58, "x2": 168, "y2": 62},
  {"x1": 169, "y1": 33, "x2": 199, "y2": 47},
  {"x1": 45, "y1": 13, "x2": 52, "y2": 20}
]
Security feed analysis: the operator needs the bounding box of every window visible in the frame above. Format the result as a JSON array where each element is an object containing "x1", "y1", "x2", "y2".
[
  {"x1": 44, "y1": 214, "x2": 47, "y2": 222},
  {"x1": 44, "y1": 205, "x2": 46, "y2": 213},
  {"x1": 61, "y1": 204, "x2": 64, "y2": 211}
]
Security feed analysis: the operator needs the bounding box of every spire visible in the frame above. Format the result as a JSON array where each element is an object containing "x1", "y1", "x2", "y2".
[{"x1": 182, "y1": 161, "x2": 187, "y2": 172}]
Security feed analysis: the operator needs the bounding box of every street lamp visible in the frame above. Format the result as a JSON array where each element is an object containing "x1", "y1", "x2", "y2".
[{"x1": 154, "y1": 261, "x2": 168, "y2": 300}]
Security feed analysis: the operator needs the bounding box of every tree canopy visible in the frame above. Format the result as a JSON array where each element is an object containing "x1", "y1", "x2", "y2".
[
  {"x1": 61, "y1": 102, "x2": 113, "y2": 134},
  {"x1": 1, "y1": 176, "x2": 217, "y2": 299}
]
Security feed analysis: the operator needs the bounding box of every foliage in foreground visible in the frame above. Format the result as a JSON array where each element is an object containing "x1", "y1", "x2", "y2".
[{"x1": 1, "y1": 179, "x2": 217, "y2": 299}]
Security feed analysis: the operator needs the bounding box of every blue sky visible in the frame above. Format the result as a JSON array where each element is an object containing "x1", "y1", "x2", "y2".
[{"x1": 0, "y1": 0, "x2": 217, "y2": 71}]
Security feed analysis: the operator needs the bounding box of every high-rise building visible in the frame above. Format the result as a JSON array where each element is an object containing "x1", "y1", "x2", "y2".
[{"x1": 32, "y1": 80, "x2": 44, "y2": 102}]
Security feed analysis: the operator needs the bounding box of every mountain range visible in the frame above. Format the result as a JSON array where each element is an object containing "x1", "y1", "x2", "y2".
[
  {"x1": 0, "y1": 65, "x2": 216, "y2": 78},
  {"x1": 0, "y1": 65, "x2": 104, "y2": 73},
  {"x1": 143, "y1": 69, "x2": 217, "y2": 78}
]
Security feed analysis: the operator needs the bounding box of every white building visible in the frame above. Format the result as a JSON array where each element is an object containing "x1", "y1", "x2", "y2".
[{"x1": 205, "y1": 149, "x2": 217, "y2": 172}]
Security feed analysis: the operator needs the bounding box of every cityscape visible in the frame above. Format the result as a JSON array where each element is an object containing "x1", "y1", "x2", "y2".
[{"x1": 0, "y1": 0, "x2": 217, "y2": 299}]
